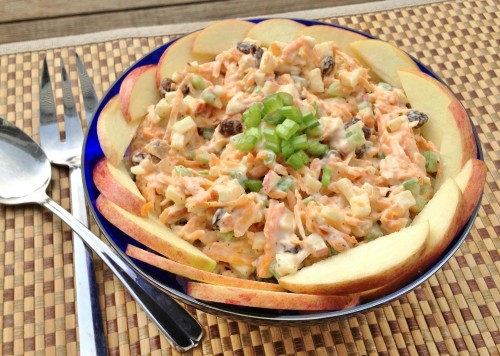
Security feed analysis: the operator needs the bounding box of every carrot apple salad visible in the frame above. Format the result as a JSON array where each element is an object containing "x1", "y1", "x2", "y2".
[{"x1": 127, "y1": 35, "x2": 439, "y2": 281}]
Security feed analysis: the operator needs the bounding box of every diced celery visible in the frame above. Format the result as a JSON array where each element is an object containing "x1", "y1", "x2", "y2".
[
  {"x1": 286, "y1": 150, "x2": 309, "y2": 170},
  {"x1": 263, "y1": 93, "x2": 283, "y2": 114},
  {"x1": 262, "y1": 150, "x2": 276, "y2": 165},
  {"x1": 201, "y1": 91, "x2": 217, "y2": 104},
  {"x1": 263, "y1": 110, "x2": 285, "y2": 125},
  {"x1": 243, "y1": 179, "x2": 263, "y2": 192},
  {"x1": 321, "y1": 166, "x2": 332, "y2": 188},
  {"x1": 192, "y1": 75, "x2": 207, "y2": 90},
  {"x1": 235, "y1": 134, "x2": 258, "y2": 151},
  {"x1": 276, "y1": 176, "x2": 293, "y2": 191},
  {"x1": 246, "y1": 127, "x2": 261, "y2": 141},
  {"x1": 276, "y1": 119, "x2": 300, "y2": 140},
  {"x1": 303, "y1": 196, "x2": 315, "y2": 205},
  {"x1": 365, "y1": 223, "x2": 383, "y2": 241},
  {"x1": 281, "y1": 139, "x2": 295, "y2": 159},
  {"x1": 403, "y1": 177, "x2": 420, "y2": 196},
  {"x1": 278, "y1": 92, "x2": 294, "y2": 106},
  {"x1": 242, "y1": 102, "x2": 262, "y2": 127},
  {"x1": 291, "y1": 134, "x2": 308, "y2": 151},
  {"x1": 423, "y1": 150, "x2": 439, "y2": 173},
  {"x1": 307, "y1": 140, "x2": 328, "y2": 157},
  {"x1": 281, "y1": 106, "x2": 302, "y2": 124},
  {"x1": 174, "y1": 165, "x2": 192, "y2": 177}
]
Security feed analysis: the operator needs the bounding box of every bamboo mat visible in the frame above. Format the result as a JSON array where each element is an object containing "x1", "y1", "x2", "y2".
[{"x1": 0, "y1": 0, "x2": 499, "y2": 355}]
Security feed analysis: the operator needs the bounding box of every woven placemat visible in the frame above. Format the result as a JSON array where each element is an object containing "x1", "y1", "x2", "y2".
[{"x1": 0, "y1": 0, "x2": 498, "y2": 355}]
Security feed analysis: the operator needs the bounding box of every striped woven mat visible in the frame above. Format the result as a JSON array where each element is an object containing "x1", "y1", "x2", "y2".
[{"x1": 0, "y1": 0, "x2": 498, "y2": 354}]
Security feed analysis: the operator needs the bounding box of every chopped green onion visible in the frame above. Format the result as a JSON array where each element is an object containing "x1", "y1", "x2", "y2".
[
  {"x1": 423, "y1": 150, "x2": 439, "y2": 173},
  {"x1": 321, "y1": 166, "x2": 332, "y2": 188},
  {"x1": 291, "y1": 134, "x2": 308, "y2": 151},
  {"x1": 403, "y1": 177, "x2": 420, "y2": 196},
  {"x1": 307, "y1": 125, "x2": 323, "y2": 137},
  {"x1": 307, "y1": 140, "x2": 329, "y2": 157},
  {"x1": 263, "y1": 110, "x2": 284, "y2": 125},
  {"x1": 192, "y1": 75, "x2": 207, "y2": 90},
  {"x1": 264, "y1": 141, "x2": 281, "y2": 153},
  {"x1": 276, "y1": 119, "x2": 300, "y2": 140},
  {"x1": 286, "y1": 150, "x2": 310, "y2": 170},
  {"x1": 246, "y1": 127, "x2": 261, "y2": 141},
  {"x1": 242, "y1": 103, "x2": 262, "y2": 127},
  {"x1": 303, "y1": 196, "x2": 315, "y2": 205},
  {"x1": 234, "y1": 134, "x2": 258, "y2": 151},
  {"x1": 280, "y1": 139, "x2": 295, "y2": 159},
  {"x1": 243, "y1": 179, "x2": 263, "y2": 192},
  {"x1": 201, "y1": 91, "x2": 217, "y2": 104},
  {"x1": 263, "y1": 94, "x2": 283, "y2": 114},
  {"x1": 276, "y1": 176, "x2": 293, "y2": 191},
  {"x1": 303, "y1": 112, "x2": 320, "y2": 131},
  {"x1": 262, "y1": 127, "x2": 279, "y2": 143},
  {"x1": 281, "y1": 106, "x2": 302, "y2": 123},
  {"x1": 174, "y1": 165, "x2": 192, "y2": 176},
  {"x1": 278, "y1": 92, "x2": 294, "y2": 106}
]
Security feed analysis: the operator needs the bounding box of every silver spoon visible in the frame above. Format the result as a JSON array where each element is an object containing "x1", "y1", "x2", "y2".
[{"x1": 0, "y1": 117, "x2": 203, "y2": 352}]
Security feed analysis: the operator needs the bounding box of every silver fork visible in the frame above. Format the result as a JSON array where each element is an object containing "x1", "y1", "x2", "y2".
[
  {"x1": 40, "y1": 55, "x2": 107, "y2": 355},
  {"x1": 39, "y1": 56, "x2": 205, "y2": 352}
]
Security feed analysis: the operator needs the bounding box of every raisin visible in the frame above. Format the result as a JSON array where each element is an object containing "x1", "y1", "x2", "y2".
[
  {"x1": 344, "y1": 117, "x2": 360, "y2": 129},
  {"x1": 236, "y1": 42, "x2": 264, "y2": 61},
  {"x1": 407, "y1": 110, "x2": 429, "y2": 128},
  {"x1": 181, "y1": 84, "x2": 189, "y2": 96},
  {"x1": 159, "y1": 77, "x2": 174, "y2": 96},
  {"x1": 362, "y1": 125, "x2": 371, "y2": 139},
  {"x1": 219, "y1": 119, "x2": 243, "y2": 137},
  {"x1": 355, "y1": 144, "x2": 367, "y2": 158},
  {"x1": 321, "y1": 56, "x2": 334, "y2": 76}
]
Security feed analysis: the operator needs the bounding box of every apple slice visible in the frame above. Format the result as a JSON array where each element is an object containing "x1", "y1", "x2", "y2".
[
  {"x1": 97, "y1": 95, "x2": 140, "y2": 166},
  {"x1": 186, "y1": 281, "x2": 357, "y2": 310},
  {"x1": 278, "y1": 222, "x2": 429, "y2": 295},
  {"x1": 119, "y1": 64, "x2": 161, "y2": 122},
  {"x1": 349, "y1": 39, "x2": 419, "y2": 88},
  {"x1": 295, "y1": 25, "x2": 366, "y2": 57},
  {"x1": 126, "y1": 244, "x2": 285, "y2": 292},
  {"x1": 411, "y1": 177, "x2": 463, "y2": 271},
  {"x1": 191, "y1": 19, "x2": 254, "y2": 56},
  {"x1": 453, "y1": 158, "x2": 486, "y2": 229},
  {"x1": 246, "y1": 19, "x2": 305, "y2": 47},
  {"x1": 93, "y1": 158, "x2": 147, "y2": 216},
  {"x1": 96, "y1": 195, "x2": 216, "y2": 271},
  {"x1": 157, "y1": 31, "x2": 214, "y2": 86},
  {"x1": 398, "y1": 69, "x2": 477, "y2": 186}
]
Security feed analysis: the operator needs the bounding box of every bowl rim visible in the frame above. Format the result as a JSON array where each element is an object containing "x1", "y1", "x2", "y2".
[{"x1": 82, "y1": 18, "x2": 484, "y2": 324}]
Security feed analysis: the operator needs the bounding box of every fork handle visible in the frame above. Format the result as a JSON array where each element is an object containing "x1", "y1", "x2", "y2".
[{"x1": 69, "y1": 166, "x2": 108, "y2": 356}]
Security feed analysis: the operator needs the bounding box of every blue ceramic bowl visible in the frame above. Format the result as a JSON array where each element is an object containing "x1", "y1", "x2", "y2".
[{"x1": 82, "y1": 19, "x2": 483, "y2": 325}]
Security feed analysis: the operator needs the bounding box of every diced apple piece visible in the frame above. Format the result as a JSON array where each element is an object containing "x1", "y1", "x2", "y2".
[
  {"x1": 398, "y1": 69, "x2": 477, "y2": 186},
  {"x1": 411, "y1": 178, "x2": 462, "y2": 271},
  {"x1": 349, "y1": 39, "x2": 419, "y2": 88},
  {"x1": 278, "y1": 222, "x2": 429, "y2": 295},
  {"x1": 96, "y1": 195, "x2": 216, "y2": 271},
  {"x1": 246, "y1": 19, "x2": 305, "y2": 47},
  {"x1": 119, "y1": 64, "x2": 160, "y2": 122},
  {"x1": 453, "y1": 158, "x2": 486, "y2": 229},
  {"x1": 93, "y1": 158, "x2": 147, "y2": 216},
  {"x1": 295, "y1": 25, "x2": 367, "y2": 57},
  {"x1": 97, "y1": 95, "x2": 140, "y2": 166},
  {"x1": 126, "y1": 244, "x2": 285, "y2": 292},
  {"x1": 156, "y1": 31, "x2": 214, "y2": 86},
  {"x1": 192, "y1": 19, "x2": 254, "y2": 56},
  {"x1": 186, "y1": 281, "x2": 358, "y2": 310}
]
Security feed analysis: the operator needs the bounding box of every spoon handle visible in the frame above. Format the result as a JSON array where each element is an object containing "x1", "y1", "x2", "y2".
[{"x1": 40, "y1": 195, "x2": 203, "y2": 352}]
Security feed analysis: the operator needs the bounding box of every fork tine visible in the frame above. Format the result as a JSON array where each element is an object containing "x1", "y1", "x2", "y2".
[
  {"x1": 75, "y1": 53, "x2": 99, "y2": 125},
  {"x1": 60, "y1": 57, "x2": 84, "y2": 142},
  {"x1": 39, "y1": 57, "x2": 60, "y2": 145}
]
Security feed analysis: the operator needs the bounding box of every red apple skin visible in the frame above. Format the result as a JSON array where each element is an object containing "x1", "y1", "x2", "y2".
[
  {"x1": 186, "y1": 282, "x2": 358, "y2": 310},
  {"x1": 455, "y1": 159, "x2": 487, "y2": 229},
  {"x1": 93, "y1": 158, "x2": 147, "y2": 216},
  {"x1": 126, "y1": 244, "x2": 285, "y2": 292},
  {"x1": 119, "y1": 64, "x2": 159, "y2": 122},
  {"x1": 96, "y1": 195, "x2": 216, "y2": 271}
]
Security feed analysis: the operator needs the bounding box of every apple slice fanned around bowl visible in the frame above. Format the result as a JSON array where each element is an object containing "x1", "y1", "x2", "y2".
[{"x1": 89, "y1": 18, "x2": 485, "y2": 312}]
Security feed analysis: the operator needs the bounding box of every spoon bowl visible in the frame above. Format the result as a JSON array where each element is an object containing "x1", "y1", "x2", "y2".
[
  {"x1": 0, "y1": 117, "x2": 203, "y2": 351},
  {"x1": 0, "y1": 120, "x2": 51, "y2": 203}
]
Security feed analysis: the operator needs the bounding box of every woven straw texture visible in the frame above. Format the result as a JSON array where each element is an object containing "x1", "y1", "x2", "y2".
[{"x1": 0, "y1": 0, "x2": 498, "y2": 355}]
